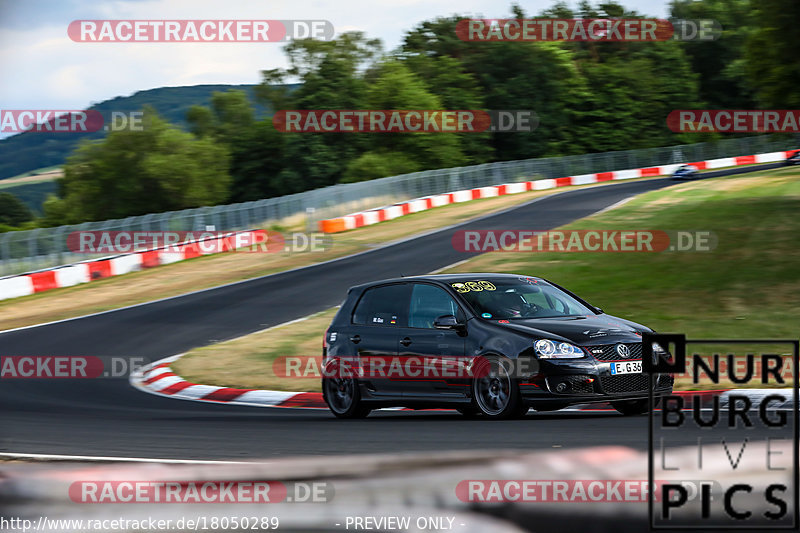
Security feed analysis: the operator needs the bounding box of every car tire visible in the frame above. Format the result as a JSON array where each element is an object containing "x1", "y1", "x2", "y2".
[
  {"x1": 471, "y1": 356, "x2": 523, "y2": 420},
  {"x1": 322, "y1": 359, "x2": 371, "y2": 419},
  {"x1": 611, "y1": 399, "x2": 652, "y2": 416}
]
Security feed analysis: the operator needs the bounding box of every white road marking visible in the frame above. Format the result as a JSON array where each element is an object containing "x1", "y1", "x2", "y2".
[{"x1": 0, "y1": 452, "x2": 257, "y2": 464}]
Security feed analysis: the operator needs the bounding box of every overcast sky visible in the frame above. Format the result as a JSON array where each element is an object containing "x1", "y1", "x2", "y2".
[{"x1": 0, "y1": 0, "x2": 671, "y2": 113}]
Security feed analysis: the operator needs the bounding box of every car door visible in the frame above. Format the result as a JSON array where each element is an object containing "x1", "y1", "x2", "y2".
[
  {"x1": 396, "y1": 283, "x2": 467, "y2": 398},
  {"x1": 349, "y1": 283, "x2": 409, "y2": 397}
]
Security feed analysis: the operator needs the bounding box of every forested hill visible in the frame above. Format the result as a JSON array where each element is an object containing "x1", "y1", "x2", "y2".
[{"x1": 0, "y1": 84, "x2": 279, "y2": 180}]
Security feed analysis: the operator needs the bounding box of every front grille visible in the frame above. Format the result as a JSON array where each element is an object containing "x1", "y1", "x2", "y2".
[
  {"x1": 600, "y1": 374, "x2": 673, "y2": 394},
  {"x1": 589, "y1": 342, "x2": 643, "y2": 361},
  {"x1": 601, "y1": 373, "x2": 651, "y2": 394}
]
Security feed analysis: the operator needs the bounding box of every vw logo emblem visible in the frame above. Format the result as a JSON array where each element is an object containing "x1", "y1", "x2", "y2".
[{"x1": 616, "y1": 344, "x2": 631, "y2": 358}]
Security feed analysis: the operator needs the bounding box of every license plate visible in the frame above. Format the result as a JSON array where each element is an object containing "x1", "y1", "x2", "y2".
[{"x1": 610, "y1": 361, "x2": 642, "y2": 375}]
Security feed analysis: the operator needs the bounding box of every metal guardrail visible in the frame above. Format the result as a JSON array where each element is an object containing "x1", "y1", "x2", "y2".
[{"x1": 1, "y1": 134, "x2": 796, "y2": 276}]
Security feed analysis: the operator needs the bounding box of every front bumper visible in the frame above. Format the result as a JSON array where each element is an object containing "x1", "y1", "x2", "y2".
[{"x1": 519, "y1": 357, "x2": 674, "y2": 406}]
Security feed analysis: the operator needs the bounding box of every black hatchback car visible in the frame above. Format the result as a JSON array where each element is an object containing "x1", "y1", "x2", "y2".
[{"x1": 322, "y1": 274, "x2": 673, "y2": 419}]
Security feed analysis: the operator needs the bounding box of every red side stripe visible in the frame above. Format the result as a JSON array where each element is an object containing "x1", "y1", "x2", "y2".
[
  {"x1": 596, "y1": 172, "x2": 614, "y2": 182},
  {"x1": 555, "y1": 177, "x2": 572, "y2": 187},
  {"x1": 278, "y1": 392, "x2": 326, "y2": 408},
  {"x1": 181, "y1": 244, "x2": 202, "y2": 259},
  {"x1": 640, "y1": 167, "x2": 661, "y2": 176},
  {"x1": 159, "y1": 381, "x2": 196, "y2": 395},
  {"x1": 29, "y1": 271, "x2": 58, "y2": 293},
  {"x1": 144, "y1": 371, "x2": 175, "y2": 385},
  {"x1": 203, "y1": 387, "x2": 254, "y2": 402},
  {"x1": 88, "y1": 260, "x2": 112, "y2": 280},
  {"x1": 140, "y1": 250, "x2": 160, "y2": 268}
]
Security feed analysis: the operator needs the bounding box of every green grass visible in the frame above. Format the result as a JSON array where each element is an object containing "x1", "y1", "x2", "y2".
[{"x1": 452, "y1": 168, "x2": 800, "y2": 340}]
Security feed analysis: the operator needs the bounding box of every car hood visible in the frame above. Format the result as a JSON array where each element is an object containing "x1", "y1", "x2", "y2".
[{"x1": 496, "y1": 314, "x2": 648, "y2": 345}]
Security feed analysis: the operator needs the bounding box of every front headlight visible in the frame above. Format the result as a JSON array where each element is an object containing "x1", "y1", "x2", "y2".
[{"x1": 534, "y1": 339, "x2": 584, "y2": 359}]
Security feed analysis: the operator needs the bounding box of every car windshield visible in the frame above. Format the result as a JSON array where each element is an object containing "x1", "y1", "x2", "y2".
[{"x1": 451, "y1": 277, "x2": 595, "y2": 320}]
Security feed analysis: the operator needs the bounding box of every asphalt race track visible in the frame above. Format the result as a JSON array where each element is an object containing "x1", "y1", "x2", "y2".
[{"x1": 0, "y1": 164, "x2": 787, "y2": 460}]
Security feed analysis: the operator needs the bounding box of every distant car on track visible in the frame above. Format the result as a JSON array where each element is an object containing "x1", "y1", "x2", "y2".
[
  {"x1": 322, "y1": 274, "x2": 673, "y2": 420},
  {"x1": 785, "y1": 150, "x2": 800, "y2": 166},
  {"x1": 671, "y1": 164, "x2": 699, "y2": 180}
]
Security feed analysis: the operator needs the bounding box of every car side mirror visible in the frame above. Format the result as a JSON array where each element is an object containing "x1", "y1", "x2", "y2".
[
  {"x1": 594, "y1": 307, "x2": 604, "y2": 314},
  {"x1": 434, "y1": 314, "x2": 463, "y2": 329}
]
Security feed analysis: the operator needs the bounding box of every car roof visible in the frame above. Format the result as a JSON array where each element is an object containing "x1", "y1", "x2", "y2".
[{"x1": 350, "y1": 273, "x2": 546, "y2": 291}]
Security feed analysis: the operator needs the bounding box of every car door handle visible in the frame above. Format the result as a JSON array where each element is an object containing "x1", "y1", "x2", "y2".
[
  {"x1": 349, "y1": 335, "x2": 361, "y2": 344},
  {"x1": 400, "y1": 337, "x2": 412, "y2": 347}
]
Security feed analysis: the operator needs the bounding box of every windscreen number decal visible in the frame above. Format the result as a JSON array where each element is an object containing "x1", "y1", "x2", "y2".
[{"x1": 451, "y1": 280, "x2": 496, "y2": 293}]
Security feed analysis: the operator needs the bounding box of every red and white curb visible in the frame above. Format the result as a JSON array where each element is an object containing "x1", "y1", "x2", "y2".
[
  {"x1": 0, "y1": 230, "x2": 263, "y2": 302},
  {"x1": 131, "y1": 355, "x2": 327, "y2": 409},
  {"x1": 317, "y1": 150, "x2": 796, "y2": 233},
  {"x1": 132, "y1": 355, "x2": 795, "y2": 412}
]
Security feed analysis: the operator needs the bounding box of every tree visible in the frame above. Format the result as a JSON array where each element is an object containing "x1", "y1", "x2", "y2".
[
  {"x1": 44, "y1": 108, "x2": 230, "y2": 225},
  {"x1": 0, "y1": 192, "x2": 33, "y2": 226},
  {"x1": 671, "y1": 0, "x2": 756, "y2": 109},
  {"x1": 341, "y1": 150, "x2": 421, "y2": 183},
  {"x1": 257, "y1": 33, "x2": 382, "y2": 190},
  {"x1": 361, "y1": 60, "x2": 467, "y2": 170},
  {"x1": 401, "y1": 12, "x2": 591, "y2": 160},
  {"x1": 744, "y1": 0, "x2": 800, "y2": 107},
  {"x1": 570, "y1": 41, "x2": 703, "y2": 152},
  {"x1": 400, "y1": 54, "x2": 493, "y2": 165},
  {"x1": 188, "y1": 90, "x2": 286, "y2": 202}
]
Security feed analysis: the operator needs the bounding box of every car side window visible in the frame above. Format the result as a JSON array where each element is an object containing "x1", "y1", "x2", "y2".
[
  {"x1": 352, "y1": 284, "x2": 408, "y2": 326},
  {"x1": 408, "y1": 284, "x2": 460, "y2": 329}
]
